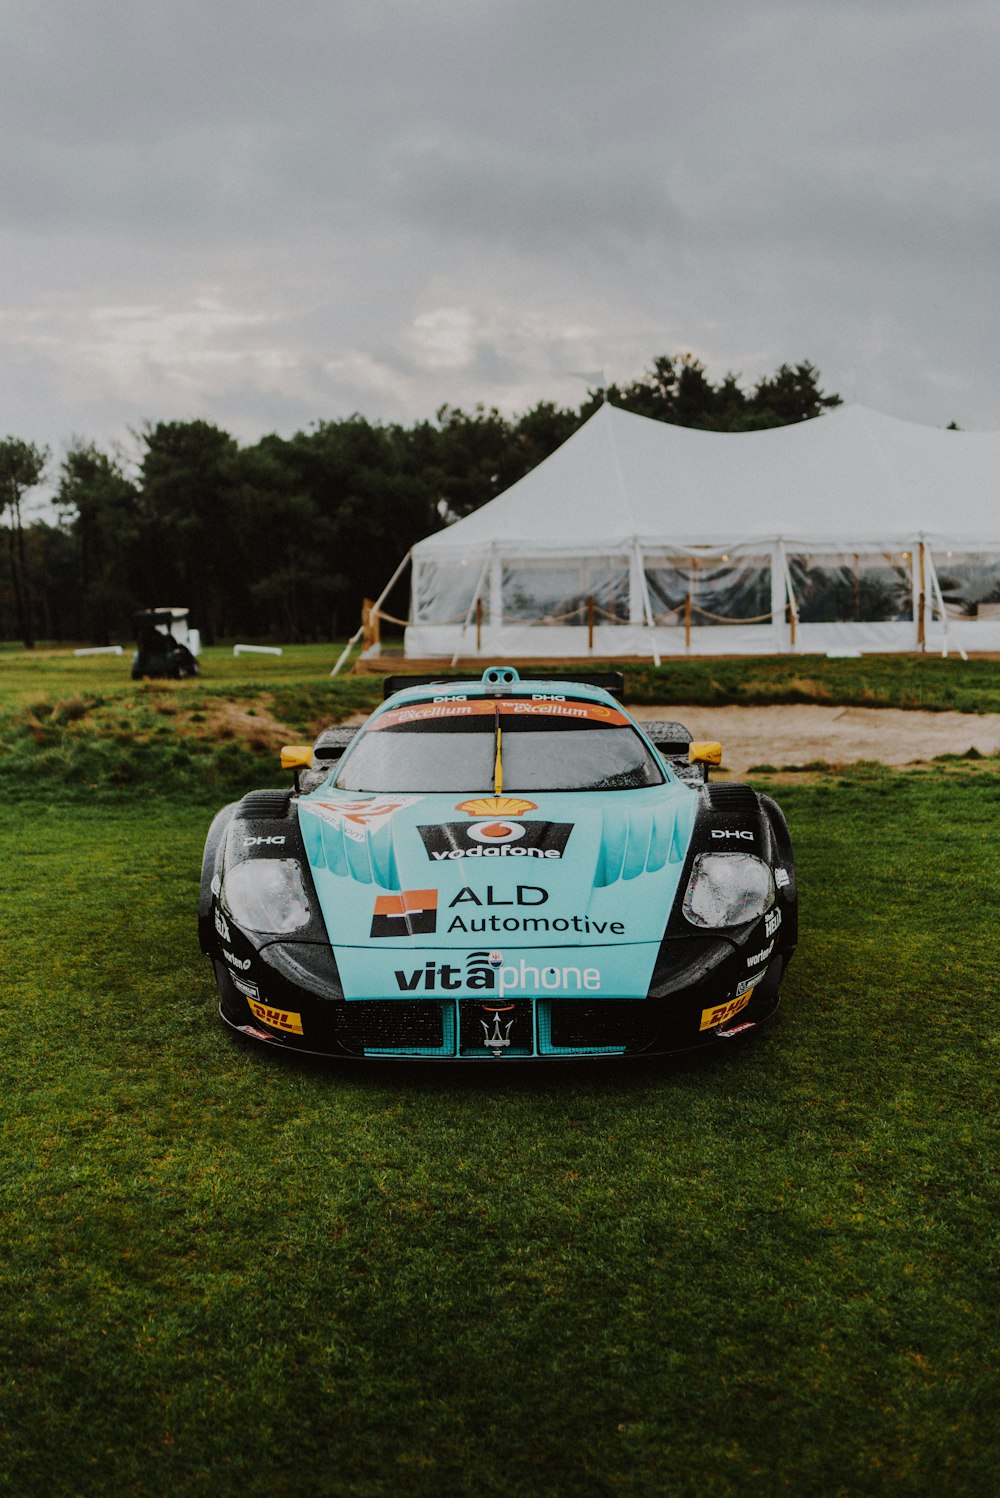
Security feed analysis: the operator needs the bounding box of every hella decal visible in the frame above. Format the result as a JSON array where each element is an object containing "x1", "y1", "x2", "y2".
[
  {"x1": 246, "y1": 998, "x2": 303, "y2": 1035},
  {"x1": 418, "y1": 821, "x2": 573, "y2": 861},
  {"x1": 700, "y1": 993, "x2": 752, "y2": 1031},
  {"x1": 764, "y1": 907, "x2": 782, "y2": 938},
  {"x1": 370, "y1": 888, "x2": 438, "y2": 938},
  {"x1": 214, "y1": 906, "x2": 231, "y2": 942}
]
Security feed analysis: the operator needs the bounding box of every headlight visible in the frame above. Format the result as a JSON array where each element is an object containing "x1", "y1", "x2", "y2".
[
  {"x1": 222, "y1": 859, "x2": 311, "y2": 934},
  {"x1": 682, "y1": 853, "x2": 775, "y2": 929}
]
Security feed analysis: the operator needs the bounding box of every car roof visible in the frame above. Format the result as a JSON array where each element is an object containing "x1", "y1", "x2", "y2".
[{"x1": 379, "y1": 667, "x2": 623, "y2": 715}]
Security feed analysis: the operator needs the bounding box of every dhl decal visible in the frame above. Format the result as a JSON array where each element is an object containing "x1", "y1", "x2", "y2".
[
  {"x1": 246, "y1": 998, "x2": 304, "y2": 1035},
  {"x1": 700, "y1": 991, "x2": 752, "y2": 1032}
]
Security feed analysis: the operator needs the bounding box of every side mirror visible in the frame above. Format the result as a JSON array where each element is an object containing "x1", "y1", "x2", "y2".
[
  {"x1": 688, "y1": 741, "x2": 723, "y2": 781},
  {"x1": 280, "y1": 745, "x2": 313, "y2": 793}
]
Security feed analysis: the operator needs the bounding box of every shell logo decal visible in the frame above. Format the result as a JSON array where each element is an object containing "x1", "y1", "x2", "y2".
[{"x1": 456, "y1": 796, "x2": 537, "y2": 817}]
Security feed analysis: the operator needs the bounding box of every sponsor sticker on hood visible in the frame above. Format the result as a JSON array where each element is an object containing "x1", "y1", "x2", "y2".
[
  {"x1": 370, "y1": 888, "x2": 438, "y2": 938},
  {"x1": 304, "y1": 795, "x2": 424, "y2": 843},
  {"x1": 419, "y1": 820, "x2": 573, "y2": 861}
]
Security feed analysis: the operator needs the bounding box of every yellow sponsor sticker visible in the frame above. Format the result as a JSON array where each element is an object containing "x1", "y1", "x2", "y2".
[
  {"x1": 247, "y1": 998, "x2": 303, "y2": 1035},
  {"x1": 700, "y1": 991, "x2": 752, "y2": 1032}
]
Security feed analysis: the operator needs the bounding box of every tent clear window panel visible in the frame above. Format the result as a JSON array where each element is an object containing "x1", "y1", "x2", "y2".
[
  {"x1": 413, "y1": 558, "x2": 482, "y2": 624},
  {"x1": 644, "y1": 554, "x2": 772, "y2": 626},
  {"x1": 789, "y1": 553, "x2": 913, "y2": 623},
  {"x1": 934, "y1": 553, "x2": 1000, "y2": 619},
  {"x1": 500, "y1": 558, "x2": 630, "y2": 624}
]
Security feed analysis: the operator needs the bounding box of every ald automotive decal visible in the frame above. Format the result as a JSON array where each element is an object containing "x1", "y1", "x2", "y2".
[
  {"x1": 419, "y1": 819, "x2": 573, "y2": 860},
  {"x1": 370, "y1": 884, "x2": 628, "y2": 939},
  {"x1": 370, "y1": 889, "x2": 438, "y2": 937}
]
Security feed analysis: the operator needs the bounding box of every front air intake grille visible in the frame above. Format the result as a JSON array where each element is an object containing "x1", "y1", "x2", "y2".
[
  {"x1": 236, "y1": 789, "x2": 293, "y2": 819},
  {"x1": 706, "y1": 784, "x2": 758, "y2": 811},
  {"x1": 547, "y1": 1001, "x2": 655, "y2": 1051},
  {"x1": 348, "y1": 1001, "x2": 444, "y2": 1050}
]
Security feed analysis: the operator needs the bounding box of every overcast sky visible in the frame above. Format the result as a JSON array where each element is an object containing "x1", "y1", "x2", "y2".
[{"x1": 2, "y1": 0, "x2": 998, "y2": 479}]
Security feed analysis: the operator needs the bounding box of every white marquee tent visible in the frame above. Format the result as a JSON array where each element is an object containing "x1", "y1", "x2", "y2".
[{"x1": 357, "y1": 402, "x2": 1000, "y2": 664}]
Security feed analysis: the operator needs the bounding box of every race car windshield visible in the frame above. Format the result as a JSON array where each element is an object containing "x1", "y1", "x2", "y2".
[{"x1": 335, "y1": 699, "x2": 665, "y2": 793}]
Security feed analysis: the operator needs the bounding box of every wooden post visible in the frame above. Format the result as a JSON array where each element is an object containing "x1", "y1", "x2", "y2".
[
  {"x1": 587, "y1": 595, "x2": 595, "y2": 650},
  {"x1": 475, "y1": 595, "x2": 483, "y2": 653},
  {"x1": 684, "y1": 591, "x2": 692, "y2": 650},
  {"x1": 917, "y1": 542, "x2": 926, "y2": 649},
  {"x1": 361, "y1": 598, "x2": 379, "y2": 652}
]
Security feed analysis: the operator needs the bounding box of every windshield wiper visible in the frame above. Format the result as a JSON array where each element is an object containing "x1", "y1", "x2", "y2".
[{"x1": 493, "y1": 702, "x2": 503, "y2": 795}]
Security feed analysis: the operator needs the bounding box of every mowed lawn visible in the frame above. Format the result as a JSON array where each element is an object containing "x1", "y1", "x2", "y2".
[{"x1": 1, "y1": 761, "x2": 997, "y2": 1497}]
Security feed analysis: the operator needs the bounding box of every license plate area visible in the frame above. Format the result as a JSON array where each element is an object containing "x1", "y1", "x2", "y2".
[{"x1": 459, "y1": 999, "x2": 534, "y2": 1057}]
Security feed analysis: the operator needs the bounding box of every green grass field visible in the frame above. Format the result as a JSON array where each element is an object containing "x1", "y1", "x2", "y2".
[{"x1": 1, "y1": 648, "x2": 998, "y2": 1494}]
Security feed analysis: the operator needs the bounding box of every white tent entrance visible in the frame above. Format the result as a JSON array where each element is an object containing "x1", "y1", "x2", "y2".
[{"x1": 350, "y1": 403, "x2": 1000, "y2": 666}]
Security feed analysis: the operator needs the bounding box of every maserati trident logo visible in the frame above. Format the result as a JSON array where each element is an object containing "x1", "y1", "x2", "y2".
[{"x1": 481, "y1": 1004, "x2": 516, "y2": 1056}]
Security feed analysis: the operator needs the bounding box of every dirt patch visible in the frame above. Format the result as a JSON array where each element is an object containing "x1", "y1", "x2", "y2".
[
  {"x1": 628, "y1": 703, "x2": 1000, "y2": 774},
  {"x1": 177, "y1": 694, "x2": 1000, "y2": 774},
  {"x1": 195, "y1": 700, "x2": 301, "y2": 750}
]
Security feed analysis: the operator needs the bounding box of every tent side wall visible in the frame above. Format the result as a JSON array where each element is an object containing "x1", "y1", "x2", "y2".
[{"x1": 401, "y1": 540, "x2": 1000, "y2": 658}]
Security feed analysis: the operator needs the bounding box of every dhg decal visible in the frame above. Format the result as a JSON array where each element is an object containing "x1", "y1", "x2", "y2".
[{"x1": 710, "y1": 829, "x2": 754, "y2": 842}]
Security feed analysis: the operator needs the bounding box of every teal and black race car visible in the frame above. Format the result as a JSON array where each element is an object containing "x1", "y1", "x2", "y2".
[{"x1": 199, "y1": 667, "x2": 796, "y2": 1060}]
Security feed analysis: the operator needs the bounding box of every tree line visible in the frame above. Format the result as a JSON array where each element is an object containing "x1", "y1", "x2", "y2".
[{"x1": 0, "y1": 356, "x2": 840, "y2": 647}]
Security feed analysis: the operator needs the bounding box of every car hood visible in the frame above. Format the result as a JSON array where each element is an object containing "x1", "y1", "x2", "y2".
[{"x1": 296, "y1": 784, "x2": 698, "y2": 998}]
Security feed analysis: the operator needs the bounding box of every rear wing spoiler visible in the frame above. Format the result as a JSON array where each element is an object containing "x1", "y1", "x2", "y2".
[{"x1": 382, "y1": 671, "x2": 625, "y2": 702}]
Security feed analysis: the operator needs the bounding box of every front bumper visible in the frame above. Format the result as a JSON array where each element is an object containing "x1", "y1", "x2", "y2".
[{"x1": 213, "y1": 944, "x2": 786, "y2": 1060}]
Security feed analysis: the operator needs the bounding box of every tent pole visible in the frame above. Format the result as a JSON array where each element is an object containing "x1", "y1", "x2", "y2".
[
  {"x1": 779, "y1": 544, "x2": 799, "y2": 651},
  {"x1": 331, "y1": 549, "x2": 413, "y2": 676},
  {"x1": 633, "y1": 540, "x2": 660, "y2": 667},
  {"x1": 917, "y1": 541, "x2": 926, "y2": 650},
  {"x1": 451, "y1": 552, "x2": 491, "y2": 667},
  {"x1": 926, "y1": 547, "x2": 967, "y2": 662}
]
